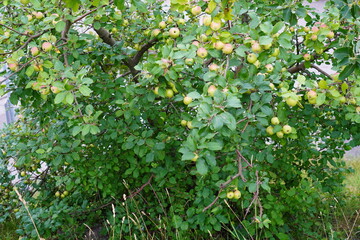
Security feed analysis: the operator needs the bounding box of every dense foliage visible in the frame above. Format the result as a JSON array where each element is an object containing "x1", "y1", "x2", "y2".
[{"x1": 0, "y1": 0, "x2": 359, "y2": 239}]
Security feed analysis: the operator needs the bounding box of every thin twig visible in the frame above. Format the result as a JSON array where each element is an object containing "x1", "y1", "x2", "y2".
[
  {"x1": 127, "y1": 174, "x2": 154, "y2": 199},
  {"x1": 311, "y1": 64, "x2": 333, "y2": 80},
  {"x1": 0, "y1": 57, "x2": 37, "y2": 84},
  {"x1": 0, "y1": 23, "x2": 28, "y2": 36}
]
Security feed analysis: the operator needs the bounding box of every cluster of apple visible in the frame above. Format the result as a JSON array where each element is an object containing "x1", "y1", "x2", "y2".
[
  {"x1": 55, "y1": 190, "x2": 69, "y2": 198},
  {"x1": 266, "y1": 117, "x2": 293, "y2": 139},
  {"x1": 226, "y1": 188, "x2": 241, "y2": 200}
]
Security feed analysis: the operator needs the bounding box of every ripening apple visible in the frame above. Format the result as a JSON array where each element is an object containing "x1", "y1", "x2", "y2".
[
  {"x1": 209, "y1": 63, "x2": 219, "y2": 71},
  {"x1": 159, "y1": 21, "x2": 166, "y2": 29},
  {"x1": 55, "y1": 191, "x2": 61, "y2": 197},
  {"x1": 247, "y1": 53, "x2": 257, "y2": 63},
  {"x1": 34, "y1": 12, "x2": 44, "y2": 19},
  {"x1": 165, "y1": 89, "x2": 174, "y2": 98},
  {"x1": 27, "y1": 15, "x2": 33, "y2": 21},
  {"x1": 199, "y1": 34, "x2": 208, "y2": 42},
  {"x1": 181, "y1": 120, "x2": 187, "y2": 127},
  {"x1": 207, "y1": 85, "x2": 217, "y2": 97},
  {"x1": 191, "y1": 6, "x2": 201, "y2": 15},
  {"x1": 152, "y1": 29, "x2": 161, "y2": 37},
  {"x1": 33, "y1": 64, "x2": 43, "y2": 72},
  {"x1": 339, "y1": 96, "x2": 346, "y2": 103},
  {"x1": 303, "y1": 53, "x2": 311, "y2": 61},
  {"x1": 276, "y1": 131, "x2": 284, "y2": 138},
  {"x1": 185, "y1": 58, "x2": 194, "y2": 66},
  {"x1": 289, "y1": 26, "x2": 295, "y2": 32},
  {"x1": 308, "y1": 98, "x2": 316, "y2": 104},
  {"x1": 265, "y1": 64, "x2": 274, "y2": 73},
  {"x1": 203, "y1": 15, "x2": 212, "y2": 26},
  {"x1": 187, "y1": 121, "x2": 193, "y2": 129},
  {"x1": 63, "y1": 191, "x2": 69, "y2": 196},
  {"x1": 20, "y1": 0, "x2": 30, "y2": 4},
  {"x1": 303, "y1": 26, "x2": 310, "y2": 32},
  {"x1": 183, "y1": 96, "x2": 193, "y2": 105},
  {"x1": 326, "y1": 31, "x2": 334, "y2": 39},
  {"x1": 197, "y1": 47, "x2": 208, "y2": 58},
  {"x1": 60, "y1": 193, "x2": 65, "y2": 198},
  {"x1": 177, "y1": 18, "x2": 186, "y2": 25},
  {"x1": 169, "y1": 28, "x2": 180, "y2": 38},
  {"x1": 271, "y1": 117, "x2": 280, "y2": 125},
  {"x1": 226, "y1": 191, "x2": 234, "y2": 199},
  {"x1": 222, "y1": 43, "x2": 233, "y2": 54},
  {"x1": 210, "y1": 21, "x2": 221, "y2": 31},
  {"x1": 251, "y1": 42, "x2": 262, "y2": 53},
  {"x1": 31, "y1": 46, "x2": 39, "y2": 56},
  {"x1": 192, "y1": 153, "x2": 199, "y2": 162},
  {"x1": 269, "y1": 83, "x2": 275, "y2": 90},
  {"x1": 4, "y1": 32, "x2": 10, "y2": 37},
  {"x1": 316, "y1": 48, "x2": 323, "y2": 54},
  {"x1": 214, "y1": 41, "x2": 224, "y2": 50},
  {"x1": 192, "y1": 41, "x2": 200, "y2": 47},
  {"x1": 266, "y1": 126, "x2": 274, "y2": 135},
  {"x1": 311, "y1": 34, "x2": 318, "y2": 41},
  {"x1": 233, "y1": 190, "x2": 241, "y2": 199},
  {"x1": 307, "y1": 90, "x2": 317, "y2": 99},
  {"x1": 356, "y1": 107, "x2": 360, "y2": 114},
  {"x1": 282, "y1": 125, "x2": 292, "y2": 134},
  {"x1": 42, "y1": 42, "x2": 52, "y2": 52},
  {"x1": 51, "y1": 86, "x2": 61, "y2": 94},
  {"x1": 286, "y1": 97, "x2": 298, "y2": 107},
  {"x1": 20, "y1": 171, "x2": 26, "y2": 177},
  {"x1": 8, "y1": 63, "x2": 18, "y2": 71},
  {"x1": 312, "y1": 26, "x2": 319, "y2": 33}
]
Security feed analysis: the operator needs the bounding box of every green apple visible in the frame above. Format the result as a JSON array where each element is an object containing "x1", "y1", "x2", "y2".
[
  {"x1": 308, "y1": 98, "x2": 316, "y2": 104},
  {"x1": 282, "y1": 125, "x2": 292, "y2": 134},
  {"x1": 159, "y1": 21, "x2": 166, "y2": 29},
  {"x1": 20, "y1": 171, "x2": 26, "y2": 177},
  {"x1": 187, "y1": 121, "x2": 193, "y2": 129},
  {"x1": 169, "y1": 27, "x2": 180, "y2": 38},
  {"x1": 55, "y1": 191, "x2": 60, "y2": 197},
  {"x1": 266, "y1": 126, "x2": 274, "y2": 135},
  {"x1": 222, "y1": 43, "x2": 233, "y2": 54},
  {"x1": 183, "y1": 96, "x2": 193, "y2": 105},
  {"x1": 234, "y1": 190, "x2": 241, "y2": 199},
  {"x1": 42, "y1": 42, "x2": 52, "y2": 52},
  {"x1": 60, "y1": 193, "x2": 65, "y2": 198},
  {"x1": 253, "y1": 60, "x2": 261, "y2": 68},
  {"x1": 276, "y1": 131, "x2": 284, "y2": 138},
  {"x1": 192, "y1": 153, "x2": 199, "y2": 162},
  {"x1": 185, "y1": 58, "x2": 194, "y2": 66},
  {"x1": 226, "y1": 191, "x2": 234, "y2": 199},
  {"x1": 177, "y1": 18, "x2": 186, "y2": 25},
  {"x1": 247, "y1": 53, "x2": 257, "y2": 63},
  {"x1": 207, "y1": 85, "x2": 217, "y2": 97},
  {"x1": 181, "y1": 120, "x2": 187, "y2": 127},
  {"x1": 262, "y1": 43, "x2": 272, "y2": 50},
  {"x1": 339, "y1": 96, "x2": 346, "y2": 103},
  {"x1": 34, "y1": 12, "x2": 44, "y2": 19},
  {"x1": 271, "y1": 117, "x2": 280, "y2": 125},
  {"x1": 27, "y1": 14, "x2": 33, "y2": 21},
  {"x1": 197, "y1": 47, "x2": 208, "y2": 58},
  {"x1": 210, "y1": 21, "x2": 221, "y2": 31},
  {"x1": 286, "y1": 97, "x2": 298, "y2": 107},
  {"x1": 303, "y1": 26, "x2": 310, "y2": 32},
  {"x1": 191, "y1": 6, "x2": 201, "y2": 15},
  {"x1": 20, "y1": 0, "x2": 30, "y2": 4},
  {"x1": 63, "y1": 191, "x2": 69, "y2": 196},
  {"x1": 271, "y1": 48, "x2": 280, "y2": 57},
  {"x1": 203, "y1": 15, "x2": 212, "y2": 26},
  {"x1": 303, "y1": 53, "x2": 311, "y2": 61},
  {"x1": 165, "y1": 89, "x2": 174, "y2": 98}
]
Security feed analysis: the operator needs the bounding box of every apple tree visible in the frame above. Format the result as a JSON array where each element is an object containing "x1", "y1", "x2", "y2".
[{"x1": 0, "y1": 0, "x2": 359, "y2": 239}]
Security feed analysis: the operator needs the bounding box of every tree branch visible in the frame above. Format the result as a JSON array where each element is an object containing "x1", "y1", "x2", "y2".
[
  {"x1": 127, "y1": 174, "x2": 154, "y2": 199},
  {"x1": 0, "y1": 57, "x2": 37, "y2": 84},
  {"x1": 203, "y1": 150, "x2": 250, "y2": 212},
  {"x1": 93, "y1": 26, "x2": 116, "y2": 46},
  {"x1": 311, "y1": 64, "x2": 333, "y2": 80},
  {"x1": 0, "y1": 23, "x2": 28, "y2": 36}
]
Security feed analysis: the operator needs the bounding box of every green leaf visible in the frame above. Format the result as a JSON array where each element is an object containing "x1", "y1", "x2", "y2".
[
  {"x1": 114, "y1": 0, "x2": 125, "y2": 10},
  {"x1": 66, "y1": 92, "x2": 74, "y2": 105},
  {"x1": 90, "y1": 125, "x2": 100, "y2": 135},
  {"x1": 339, "y1": 64, "x2": 355, "y2": 80},
  {"x1": 248, "y1": 11, "x2": 260, "y2": 29},
  {"x1": 146, "y1": 152, "x2": 154, "y2": 162},
  {"x1": 196, "y1": 159, "x2": 208, "y2": 175},
  {"x1": 72, "y1": 126, "x2": 81, "y2": 136},
  {"x1": 226, "y1": 96, "x2": 242, "y2": 108},
  {"x1": 248, "y1": 183, "x2": 257, "y2": 193},
  {"x1": 272, "y1": 22, "x2": 284, "y2": 34},
  {"x1": 205, "y1": 142, "x2": 223, "y2": 151},
  {"x1": 54, "y1": 91, "x2": 67, "y2": 104},
  {"x1": 316, "y1": 92, "x2": 326, "y2": 106},
  {"x1": 63, "y1": 0, "x2": 80, "y2": 11},
  {"x1": 55, "y1": 21, "x2": 66, "y2": 32},
  {"x1": 219, "y1": 112, "x2": 236, "y2": 131},
  {"x1": 212, "y1": 115, "x2": 224, "y2": 130},
  {"x1": 79, "y1": 85, "x2": 92, "y2": 96},
  {"x1": 259, "y1": 22, "x2": 273, "y2": 34},
  {"x1": 259, "y1": 36, "x2": 273, "y2": 45}
]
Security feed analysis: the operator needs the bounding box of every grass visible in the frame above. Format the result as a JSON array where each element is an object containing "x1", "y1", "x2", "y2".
[{"x1": 0, "y1": 215, "x2": 18, "y2": 240}]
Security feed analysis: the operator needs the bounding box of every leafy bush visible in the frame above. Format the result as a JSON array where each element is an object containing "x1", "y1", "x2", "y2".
[{"x1": 0, "y1": 0, "x2": 359, "y2": 239}]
